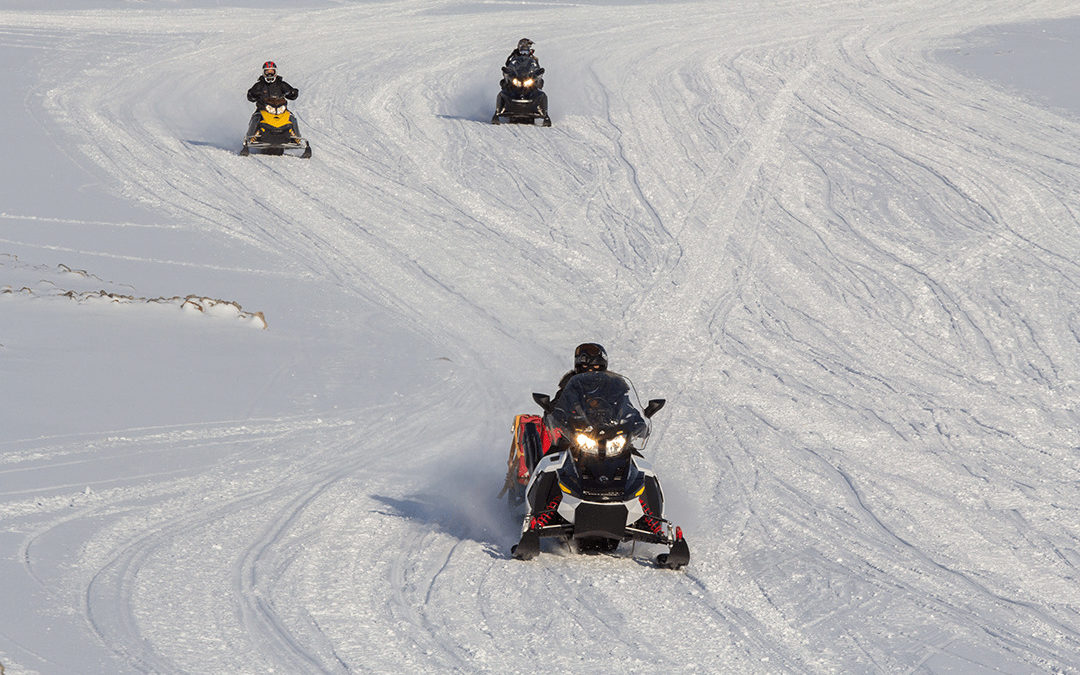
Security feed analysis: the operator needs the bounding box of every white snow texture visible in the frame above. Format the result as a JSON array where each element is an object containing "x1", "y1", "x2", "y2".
[{"x1": 2, "y1": 1, "x2": 1080, "y2": 673}]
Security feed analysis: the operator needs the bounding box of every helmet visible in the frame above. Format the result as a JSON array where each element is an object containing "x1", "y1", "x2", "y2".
[
  {"x1": 262, "y1": 60, "x2": 277, "y2": 80},
  {"x1": 517, "y1": 38, "x2": 533, "y2": 53},
  {"x1": 574, "y1": 343, "x2": 607, "y2": 372}
]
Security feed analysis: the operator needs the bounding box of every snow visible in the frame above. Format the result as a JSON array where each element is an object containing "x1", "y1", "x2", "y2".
[{"x1": 3, "y1": 0, "x2": 1080, "y2": 672}]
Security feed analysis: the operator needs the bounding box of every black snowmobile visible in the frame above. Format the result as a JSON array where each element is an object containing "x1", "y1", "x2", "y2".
[
  {"x1": 491, "y1": 56, "x2": 551, "y2": 127},
  {"x1": 509, "y1": 371, "x2": 690, "y2": 569},
  {"x1": 240, "y1": 96, "x2": 311, "y2": 158}
]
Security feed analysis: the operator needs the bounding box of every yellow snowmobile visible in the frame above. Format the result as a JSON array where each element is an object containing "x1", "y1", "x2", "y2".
[{"x1": 240, "y1": 97, "x2": 311, "y2": 158}]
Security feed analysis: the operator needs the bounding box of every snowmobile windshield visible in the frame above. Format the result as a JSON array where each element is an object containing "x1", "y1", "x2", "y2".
[
  {"x1": 548, "y1": 371, "x2": 648, "y2": 446},
  {"x1": 264, "y1": 97, "x2": 288, "y2": 114},
  {"x1": 505, "y1": 55, "x2": 540, "y2": 77}
]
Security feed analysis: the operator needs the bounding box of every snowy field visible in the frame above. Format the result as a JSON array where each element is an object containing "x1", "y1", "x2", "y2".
[{"x1": 3, "y1": 0, "x2": 1080, "y2": 672}]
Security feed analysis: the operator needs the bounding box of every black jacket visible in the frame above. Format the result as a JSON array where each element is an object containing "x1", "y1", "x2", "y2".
[
  {"x1": 550, "y1": 369, "x2": 577, "y2": 407},
  {"x1": 247, "y1": 77, "x2": 298, "y2": 104}
]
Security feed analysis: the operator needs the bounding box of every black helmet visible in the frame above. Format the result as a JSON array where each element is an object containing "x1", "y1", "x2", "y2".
[
  {"x1": 574, "y1": 343, "x2": 607, "y2": 372},
  {"x1": 262, "y1": 60, "x2": 277, "y2": 81},
  {"x1": 517, "y1": 38, "x2": 534, "y2": 53}
]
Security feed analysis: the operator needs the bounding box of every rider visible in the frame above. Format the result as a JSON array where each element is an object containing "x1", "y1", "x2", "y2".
[
  {"x1": 502, "y1": 38, "x2": 543, "y2": 89},
  {"x1": 506, "y1": 38, "x2": 538, "y2": 67},
  {"x1": 245, "y1": 61, "x2": 299, "y2": 139},
  {"x1": 552, "y1": 343, "x2": 608, "y2": 406}
]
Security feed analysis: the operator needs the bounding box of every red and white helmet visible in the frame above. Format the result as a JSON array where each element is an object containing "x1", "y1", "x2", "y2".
[{"x1": 262, "y1": 60, "x2": 277, "y2": 79}]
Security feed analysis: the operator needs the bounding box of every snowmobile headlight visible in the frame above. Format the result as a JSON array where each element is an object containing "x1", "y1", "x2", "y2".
[
  {"x1": 266, "y1": 104, "x2": 286, "y2": 114},
  {"x1": 606, "y1": 435, "x2": 627, "y2": 453},
  {"x1": 511, "y1": 78, "x2": 523, "y2": 87},
  {"x1": 522, "y1": 78, "x2": 534, "y2": 87},
  {"x1": 574, "y1": 433, "x2": 599, "y2": 453}
]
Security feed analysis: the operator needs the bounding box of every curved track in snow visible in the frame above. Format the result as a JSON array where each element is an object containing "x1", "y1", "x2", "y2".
[{"x1": 5, "y1": 0, "x2": 1080, "y2": 671}]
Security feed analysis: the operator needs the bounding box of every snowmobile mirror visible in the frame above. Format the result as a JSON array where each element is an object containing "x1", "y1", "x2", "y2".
[
  {"x1": 532, "y1": 392, "x2": 553, "y2": 412},
  {"x1": 643, "y1": 399, "x2": 666, "y2": 418}
]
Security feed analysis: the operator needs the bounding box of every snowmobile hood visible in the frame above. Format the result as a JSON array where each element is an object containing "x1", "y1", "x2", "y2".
[{"x1": 258, "y1": 109, "x2": 292, "y2": 128}]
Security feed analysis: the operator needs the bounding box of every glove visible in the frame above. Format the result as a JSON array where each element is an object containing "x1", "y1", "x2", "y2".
[{"x1": 286, "y1": 89, "x2": 298, "y2": 100}]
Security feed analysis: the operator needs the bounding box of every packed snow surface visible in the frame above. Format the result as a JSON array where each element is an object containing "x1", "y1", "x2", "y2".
[{"x1": 3, "y1": 0, "x2": 1080, "y2": 672}]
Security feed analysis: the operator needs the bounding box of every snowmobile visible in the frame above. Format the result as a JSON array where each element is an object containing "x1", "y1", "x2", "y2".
[
  {"x1": 491, "y1": 56, "x2": 551, "y2": 127},
  {"x1": 239, "y1": 96, "x2": 311, "y2": 158},
  {"x1": 504, "y1": 371, "x2": 690, "y2": 569}
]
